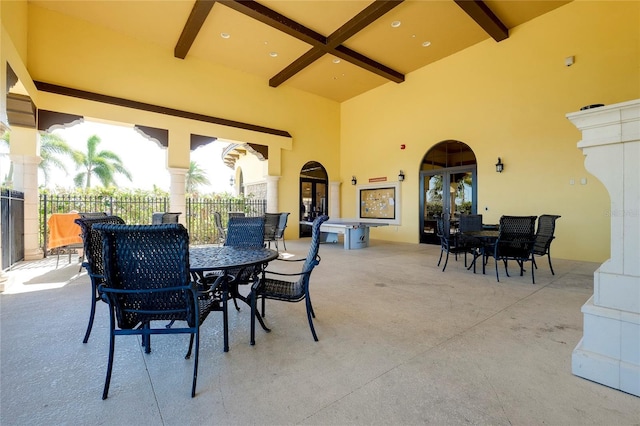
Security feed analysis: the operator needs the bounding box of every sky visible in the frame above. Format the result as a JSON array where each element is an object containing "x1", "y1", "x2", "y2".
[{"x1": 35, "y1": 120, "x2": 235, "y2": 194}]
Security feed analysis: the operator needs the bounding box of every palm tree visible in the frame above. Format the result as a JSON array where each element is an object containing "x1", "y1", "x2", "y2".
[
  {"x1": 72, "y1": 135, "x2": 132, "y2": 189},
  {"x1": 39, "y1": 132, "x2": 75, "y2": 185},
  {"x1": 185, "y1": 160, "x2": 210, "y2": 193},
  {"x1": 1, "y1": 131, "x2": 76, "y2": 186}
]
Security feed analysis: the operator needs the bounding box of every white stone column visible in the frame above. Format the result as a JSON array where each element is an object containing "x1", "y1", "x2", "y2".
[
  {"x1": 568, "y1": 99, "x2": 640, "y2": 397},
  {"x1": 168, "y1": 167, "x2": 187, "y2": 224},
  {"x1": 329, "y1": 180, "x2": 341, "y2": 219},
  {"x1": 12, "y1": 153, "x2": 42, "y2": 260},
  {"x1": 265, "y1": 175, "x2": 280, "y2": 213}
]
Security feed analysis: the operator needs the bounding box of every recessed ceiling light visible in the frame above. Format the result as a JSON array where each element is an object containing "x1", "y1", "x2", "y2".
[
  {"x1": 391, "y1": 21, "x2": 401, "y2": 28},
  {"x1": 422, "y1": 41, "x2": 432, "y2": 47},
  {"x1": 333, "y1": 59, "x2": 341, "y2": 64},
  {"x1": 220, "y1": 33, "x2": 230, "y2": 39},
  {"x1": 269, "y1": 52, "x2": 278, "y2": 57}
]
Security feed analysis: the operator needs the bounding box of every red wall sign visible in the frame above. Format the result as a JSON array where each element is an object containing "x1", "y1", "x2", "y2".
[{"x1": 368, "y1": 177, "x2": 387, "y2": 183}]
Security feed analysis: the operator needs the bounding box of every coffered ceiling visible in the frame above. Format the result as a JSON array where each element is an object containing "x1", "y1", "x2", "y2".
[{"x1": 30, "y1": 0, "x2": 570, "y2": 102}]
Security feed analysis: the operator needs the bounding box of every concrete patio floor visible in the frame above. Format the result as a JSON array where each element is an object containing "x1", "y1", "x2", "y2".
[{"x1": 1, "y1": 239, "x2": 638, "y2": 425}]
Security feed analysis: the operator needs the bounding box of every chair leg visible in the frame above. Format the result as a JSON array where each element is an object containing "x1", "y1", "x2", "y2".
[
  {"x1": 495, "y1": 256, "x2": 500, "y2": 282},
  {"x1": 250, "y1": 291, "x2": 257, "y2": 345},
  {"x1": 191, "y1": 329, "x2": 199, "y2": 398},
  {"x1": 102, "y1": 312, "x2": 117, "y2": 400},
  {"x1": 531, "y1": 260, "x2": 536, "y2": 284},
  {"x1": 305, "y1": 297, "x2": 318, "y2": 341},
  {"x1": 142, "y1": 323, "x2": 151, "y2": 354},
  {"x1": 282, "y1": 237, "x2": 286, "y2": 251},
  {"x1": 83, "y1": 287, "x2": 98, "y2": 343},
  {"x1": 437, "y1": 247, "x2": 444, "y2": 266},
  {"x1": 547, "y1": 253, "x2": 555, "y2": 275},
  {"x1": 442, "y1": 249, "x2": 450, "y2": 272}
]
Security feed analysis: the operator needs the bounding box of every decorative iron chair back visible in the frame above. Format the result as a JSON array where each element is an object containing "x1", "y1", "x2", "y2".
[
  {"x1": 96, "y1": 223, "x2": 194, "y2": 330},
  {"x1": 459, "y1": 214, "x2": 483, "y2": 233},
  {"x1": 225, "y1": 216, "x2": 265, "y2": 248},
  {"x1": 533, "y1": 214, "x2": 561, "y2": 254},
  {"x1": 75, "y1": 215, "x2": 126, "y2": 343}
]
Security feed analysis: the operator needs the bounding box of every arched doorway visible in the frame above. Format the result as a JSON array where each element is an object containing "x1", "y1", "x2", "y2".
[
  {"x1": 420, "y1": 140, "x2": 477, "y2": 244},
  {"x1": 299, "y1": 161, "x2": 328, "y2": 237}
]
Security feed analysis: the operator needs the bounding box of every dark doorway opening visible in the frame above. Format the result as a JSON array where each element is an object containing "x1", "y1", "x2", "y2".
[{"x1": 299, "y1": 161, "x2": 328, "y2": 237}]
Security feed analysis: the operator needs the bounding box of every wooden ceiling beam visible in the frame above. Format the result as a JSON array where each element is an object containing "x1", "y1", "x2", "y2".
[
  {"x1": 220, "y1": 0, "x2": 325, "y2": 46},
  {"x1": 326, "y1": 0, "x2": 403, "y2": 49},
  {"x1": 222, "y1": 0, "x2": 405, "y2": 86},
  {"x1": 175, "y1": 0, "x2": 216, "y2": 59},
  {"x1": 454, "y1": 0, "x2": 508, "y2": 42}
]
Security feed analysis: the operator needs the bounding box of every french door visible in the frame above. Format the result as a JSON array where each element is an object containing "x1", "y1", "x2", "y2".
[{"x1": 420, "y1": 166, "x2": 477, "y2": 244}]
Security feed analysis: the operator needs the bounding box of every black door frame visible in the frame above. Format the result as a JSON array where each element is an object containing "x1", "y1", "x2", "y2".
[{"x1": 419, "y1": 165, "x2": 477, "y2": 244}]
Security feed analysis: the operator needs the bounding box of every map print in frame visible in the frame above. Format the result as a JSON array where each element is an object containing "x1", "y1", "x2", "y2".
[{"x1": 360, "y1": 187, "x2": 396, "y2": 219}]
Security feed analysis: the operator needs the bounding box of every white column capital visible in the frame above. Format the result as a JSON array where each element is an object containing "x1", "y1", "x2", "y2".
[{"x1": 265, "y1": 175, "x2": 280, "y2": 213}]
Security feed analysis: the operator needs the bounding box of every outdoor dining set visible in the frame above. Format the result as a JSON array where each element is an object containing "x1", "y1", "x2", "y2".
[
  {"x1": 436, "y1": 214, "x2": 561, "y2": 284},
  {"x1": 71, "y1": 212, "x2": 329, "y2": 399}
]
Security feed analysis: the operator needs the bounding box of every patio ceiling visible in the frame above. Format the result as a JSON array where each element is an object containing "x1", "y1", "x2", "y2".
[{"x1": 30, "y1": 0, "x2": 570, "y2": 103}]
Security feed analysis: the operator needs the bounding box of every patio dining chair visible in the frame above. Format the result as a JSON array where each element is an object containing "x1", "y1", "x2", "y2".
[
  {"x1": 94, "y1": 223, "x2": 217, "y2": 399},
  {"x1": 436, "y1": 217, "x2": 469, "y2": 271},
  {"x1": 275, "y1": 212, "x2": 290, "y2": 251},
  {"x1": 250, "y1": 215, "x2": 329, "y2": 343},
  {"x1": 457, "y1": 214, "x2": 484, "y2": 267},
  {"x1": 75, "y1": 215, "x2": 125, "y2": 343},
  {"x1": 532, "y1": 214, "x2": 561, "y2": 275},
  {"x1": 263, "y1": 213, "x2": 281, "y2": 250},
  {"x1": 202, "y1": 216, "x2": 266, "y2": 310},
  {"x1": 493, "y1": 215, "x2": 538, "y2": 284},
  {"x1": 213, "y1": 211, "x2": 226, "y2": 245}
]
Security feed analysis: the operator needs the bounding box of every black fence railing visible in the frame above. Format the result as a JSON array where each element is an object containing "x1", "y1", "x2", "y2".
[
  {"x1": 40, "y1": 194, "x2": 266, "y2": 253},
  {"x1": 1, "y1": 189, "x2": 24, "y2": 268}
]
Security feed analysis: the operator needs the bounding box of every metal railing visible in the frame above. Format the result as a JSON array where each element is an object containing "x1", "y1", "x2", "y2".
[
  {"x1": 40, "y1": 194, "x2": 266, "y2": 253},
  {"x1": 1, "y1": 189, "x2": 24, "y2": 268}
]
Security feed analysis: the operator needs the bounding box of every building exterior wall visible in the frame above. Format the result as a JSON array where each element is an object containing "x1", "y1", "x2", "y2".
[
  {"x1": 340, "y1": 0, "x2": 640, "y2": 262},
  {"x1": 2, "y1": 0, "x2": 638, "y2": 261}
]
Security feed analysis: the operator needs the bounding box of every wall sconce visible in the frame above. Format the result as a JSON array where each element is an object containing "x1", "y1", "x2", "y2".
[
  {"x1": 229, "y1": 176, "x2": 235, "y2": 186},
  {"x1": 351, "y1": 176, "x2": 357, "y2": 185},
  {"x1": 398, "y1": 170, "x2": 405, "y2": 182},
  {"x1": 495, "y1": 157, "x2": 504, "y2": 173}
]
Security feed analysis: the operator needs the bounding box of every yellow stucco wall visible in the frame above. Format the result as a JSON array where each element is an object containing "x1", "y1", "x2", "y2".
[
  {"x1": 20, "y1": 3, "x2": 341, "y2": 224},
  {"x1": 340, "y1": 0, "x2": 639, "y2": 263}
]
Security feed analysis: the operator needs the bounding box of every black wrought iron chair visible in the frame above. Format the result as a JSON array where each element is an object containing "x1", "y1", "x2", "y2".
[
  {"x1": 94, "y1": 223, "x2": 217, "y2": 399},
  {"x1": 457, "y1": 214, "x2": 484, "y2": 268},
  {"x1": 151, "y1": 212, "x2": 181, "y2": 224},
  {"x1": 263, "y1": 213, "x2": 281, "y2": 250},
  {"x1": 203, "y1": 216, "x2": 266, "y2": 310},
  {"x1": 79, "y1": 212, "x2": 108, "y2": 219},
  {"x1": 75, "y1": 215, "x2": 126, "y2": 343},
  {"x1": 275, "y1": 212, "x2": 290, "y2": 251},
  {"x1": 532, "y1": 214, "x2": 561, "y2": 275},
  {"x1": 213, "y1": 211, "x2": 226, "y2": 245},
  {"x1": 250, "y1": 215, "x2": 329, "y2": 344},
  {"x1": 492, "y1": 215, "x2": 538, "y2": 284},
  {"x1": 436, "y1": 217, "x2": 468, "y2": 271}
]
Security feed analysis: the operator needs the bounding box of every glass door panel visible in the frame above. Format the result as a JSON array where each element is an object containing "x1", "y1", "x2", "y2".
[{"x1": 421, "y1": 167, "x2": 476, "y2": 244}]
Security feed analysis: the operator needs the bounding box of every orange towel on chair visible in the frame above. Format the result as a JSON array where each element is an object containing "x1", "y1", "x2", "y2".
[{"x1": 48, "y1": 213, "x2": 82, "y2": 249}]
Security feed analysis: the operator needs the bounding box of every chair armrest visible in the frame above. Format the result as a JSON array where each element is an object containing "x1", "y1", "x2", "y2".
[{"x1": 99, "y1": 284, "x2": 194, "y2": 295}]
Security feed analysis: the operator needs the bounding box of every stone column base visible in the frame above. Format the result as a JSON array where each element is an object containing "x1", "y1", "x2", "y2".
[{"x1": 572, "y1": 295, "x2": 640, "y2": 396}]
